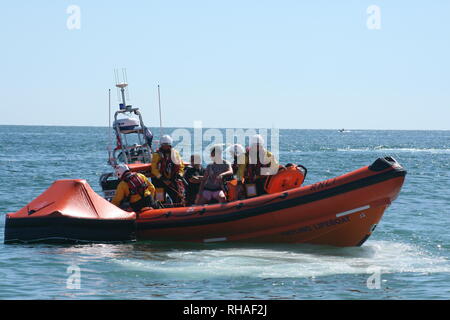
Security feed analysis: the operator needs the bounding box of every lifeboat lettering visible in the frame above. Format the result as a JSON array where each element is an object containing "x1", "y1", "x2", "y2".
[
  {"x1": 281, "y1": 226, "x2": 313, "y2": 236},
  {"x1": 281, "y1": 216, "x2": 350, "y2": 236},
  {"x1": 313, "y1": 216, "x2": 350, "y2": 230}
]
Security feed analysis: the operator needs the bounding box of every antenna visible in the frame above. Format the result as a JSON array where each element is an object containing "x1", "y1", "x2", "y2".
[
  {"x1": 122, "y1": 68, "x2": 130, "y2": 101},
  {"x1": 158, "y1": 84, "x2": 163, "y2": 138},
  {"x1": 114, "y1": 68, "x2": 130, "y2": 108}
]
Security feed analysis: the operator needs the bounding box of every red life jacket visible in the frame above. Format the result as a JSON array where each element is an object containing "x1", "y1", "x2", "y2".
[
  {"x1": 123, "y1": 172, "x2": 148, "y2": 197},
  {"x1": 157, "y1": 148, "x2": 180, "y2": 179}
]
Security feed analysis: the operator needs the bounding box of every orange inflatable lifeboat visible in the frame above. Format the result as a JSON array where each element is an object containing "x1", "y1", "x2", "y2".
[{"x1": 4, "y1": 157, "x2": 406, "y2": 247}]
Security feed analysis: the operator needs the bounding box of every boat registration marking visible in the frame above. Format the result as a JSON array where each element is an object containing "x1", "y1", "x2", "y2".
[
  {"x1": 335, "y1": 205, "x2": 370, "y2": 218},
  {"x1": 203, "y1": 237, "x2": 227, "y2": 243}
]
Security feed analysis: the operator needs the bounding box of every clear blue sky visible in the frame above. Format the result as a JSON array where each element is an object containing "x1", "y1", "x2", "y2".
[{"x1": 1, "y1": 0, "x2": 449, "y2": 129}]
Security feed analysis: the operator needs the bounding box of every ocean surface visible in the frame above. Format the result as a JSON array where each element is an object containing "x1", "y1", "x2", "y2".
[{"x1": 0, "y1": 125, "x2": 449, "y2": 300}]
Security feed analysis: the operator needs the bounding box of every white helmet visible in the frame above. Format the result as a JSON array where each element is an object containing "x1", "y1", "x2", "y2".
[
  {"x1": 250, "y1": 134, "x2": 265, "y2": 146},
  {"x1": 115, "y1": 164, "x2": 130, "y2": 179},
  {"x1": 160, "y1": 134, "x2": 173, "y2": 146},
  {"x1": 228, "y1": 144, "x2": 245, "y2": 156}
]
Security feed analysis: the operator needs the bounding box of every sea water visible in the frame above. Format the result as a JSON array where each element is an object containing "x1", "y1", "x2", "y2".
[{"x1": 0, "y1": 126, "x2": 449, "y2": 299}]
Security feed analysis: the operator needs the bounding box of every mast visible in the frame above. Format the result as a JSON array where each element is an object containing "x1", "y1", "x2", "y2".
[
  {"x1": 108, "y1": 89, "x2": 112, "y2": 163},
  {"x1": 158, "y1": 84, "x2": 163, "y2": 138},
  {"x1": 108, "y1": 69, "x2": 152, "y2": 165}
]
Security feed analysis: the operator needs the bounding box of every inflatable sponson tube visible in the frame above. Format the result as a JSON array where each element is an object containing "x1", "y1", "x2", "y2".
[{"x1": 4, "y1": 179, "x2": 136, "y2": 244}]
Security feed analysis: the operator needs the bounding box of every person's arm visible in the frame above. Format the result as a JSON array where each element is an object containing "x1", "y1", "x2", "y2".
[
  {"x1": 218, "y1": 164, "x2": 233, "y2": 180},
  {"x1": 189, "y1": 176, "x2": 203, "y2": 184},
  {"x1": 151, "y1": 153, "x2": 162, "y2": 178},
  {"x1": 111, "y1": 182, "x2": 126, "y2": 206},
  {"x1": 265, "y1": 151, "x2": 279, "y2": 176},
  {"x1": 176, "y1": 151, "x2": 185, "y2": 177},
  {"x1": 141, "y1": 174, "x2": 156, "y2": 197},
  {"x1": 198, "y1": 168, "x2": 209, "y2": 194},
  {"x1": 195, "y1": 169, "x2": 209, "y2": 204},
  {"x1": 185, "y1": 168, "x2": 198, "y2": 184},
  {"x1": 269, "y1": 151, "x2": 278, "y2": 166}
]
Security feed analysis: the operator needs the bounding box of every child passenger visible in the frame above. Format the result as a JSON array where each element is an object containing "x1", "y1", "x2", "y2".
[{"x1": 196, "y1": 145, "x2": 233, "y2": 204}]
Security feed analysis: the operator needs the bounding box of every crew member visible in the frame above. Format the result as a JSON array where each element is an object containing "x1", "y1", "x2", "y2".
[
  {"x1": 151, "y1": 134, "x2": 186, "y2": 204},
  {"x1": 237, "y1": 134, "x2": 279, "y2": 196},
  {"x1": 111, "y1": 164, "x2": 158, "y2": 212}
]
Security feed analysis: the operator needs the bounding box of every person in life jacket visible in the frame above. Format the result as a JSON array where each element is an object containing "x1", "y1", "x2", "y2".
[
  {"x1": 226, "y1": 143, "x2": 246, "y2": 200},
  {"x1": 111, "y1": 164, "x2": 158, "y2": 212},
  {"x1": 237, "y1": 134, "x2": 279, "y2": 197},
  {"x1": 151, "y1": 134, "x2": 186, "y2": 204}
]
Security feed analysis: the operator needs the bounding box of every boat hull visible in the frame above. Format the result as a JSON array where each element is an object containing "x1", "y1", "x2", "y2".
[{"x1": 136, "y1": 157, "x2": 406, "y2": 247}]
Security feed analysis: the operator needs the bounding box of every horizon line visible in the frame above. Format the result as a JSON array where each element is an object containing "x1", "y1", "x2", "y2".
[{"x1": 0, "y1": 124, "x2": 448, "y2": 131}]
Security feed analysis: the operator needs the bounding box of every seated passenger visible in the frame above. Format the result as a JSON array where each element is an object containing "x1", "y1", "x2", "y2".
[
  {"x1": 111, "y1": 164, "x2": 158, "y2": 212},
  {"x1": 184, "y1": 154, "x2": 205, "y2": 205},
  {"x1": 196, "y1": 145, "x2": 233, "y2": 205}
]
